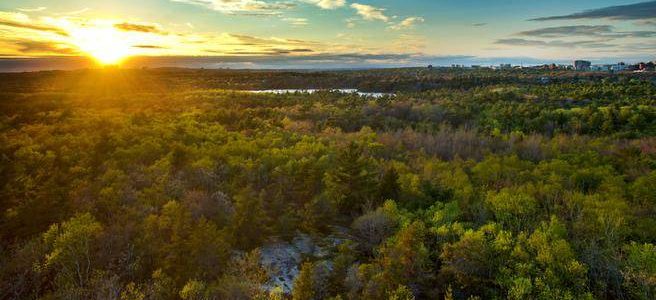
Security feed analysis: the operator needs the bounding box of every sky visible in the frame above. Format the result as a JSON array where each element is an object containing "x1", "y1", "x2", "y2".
[{"x1": 0, "y1": 0, "x2": 654, "y2": 69}]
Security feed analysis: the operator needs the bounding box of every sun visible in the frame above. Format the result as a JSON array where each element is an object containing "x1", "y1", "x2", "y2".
[{"x1": 69, "y1": 27, "x2": 133, "y2": 65}]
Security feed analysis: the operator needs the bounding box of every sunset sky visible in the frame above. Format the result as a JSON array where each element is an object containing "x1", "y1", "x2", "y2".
[{"x1": 0, "y1": 0, "x2": 654, "y2": 69}]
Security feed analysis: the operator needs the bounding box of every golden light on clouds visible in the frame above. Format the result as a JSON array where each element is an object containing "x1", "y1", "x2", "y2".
[
  {"x1": 0, "y1": 6, "x2": 432, "y2": 68},
  {"x1": 0, "y1": 12, "x2": 335, "y2": 60},
  {"x1": 47, "y1": 18, "x2": 170, "y2": 65}
]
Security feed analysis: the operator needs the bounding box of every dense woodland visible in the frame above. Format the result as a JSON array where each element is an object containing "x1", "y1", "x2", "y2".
[{"x1": 1, "y1": 68, "x2": 656, "y2": 299}]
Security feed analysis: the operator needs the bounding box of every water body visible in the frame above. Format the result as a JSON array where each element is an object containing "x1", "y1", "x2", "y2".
[{"x1": 247, "y1": 89, "x2": 393, "y2": 98}]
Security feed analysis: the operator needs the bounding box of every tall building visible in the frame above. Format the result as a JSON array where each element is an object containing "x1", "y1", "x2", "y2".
[{"x1": 574, "y1": 60, "x2": 592, "y2": 71}]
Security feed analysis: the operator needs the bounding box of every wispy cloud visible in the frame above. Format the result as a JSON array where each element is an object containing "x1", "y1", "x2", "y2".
[
  {"x1": 637, "y1": 20, "x2": 656, "y2": 26},
  {"x1": 516, "y1": 25, "x2": 656, "y2": 39},
  {"x1": 303, "y1": 0, "x2": 345, "y2": 9},
  {"x1": 472, "y1": 23, "x2": 487, "y2": 27},
  {"x1": 200, "y1": 33, "x2": 325, "y2": 55},
  {"x1": 170, "y1": 0, "x2": 295, "y2": 14},
  {"x1": 55, "y1": 8, "x2": 90, "y2": 16},
  {"x1": 14, "y1": 40, "x2": 77, "y2": 55},
  {"x1": 0, "y1": 12, "x2": 69, "y2": 36},
  {"x1": 518, "y1": 25, "x2": 614, "y2": 37},
  {"x1": 132, "y1": 45, "x2": 168, "y2": 49},
  {"x1": 224, "y1": 33, "x2": 319, "y2": 47},
  {"x1": 531, "y1": 1, "x2": 656, "y2": 21},
  {"x1": 618, "y1": 30, "x2": 656, "y2": 37},
  {"x1": 17, "y1": 7, "x2": 47, "y2": 13},
  {"x1": 351, "y1": 3, "x2": 389, "y2": 22},
  {"x1": 282, "y1": 17, "x2": 309, "y2": 26},
  {"x1": 388, "y1": 16, "x2": 424, "y2": 30},
  {"x1": 114, "y1": 22, "x2": 167, "y2": 34},
  {"x1": 345, "y1": 18, "x2": 356, "y2": 28},
  {"x1": 495, "y1": 38, "x2": 614, "y2": 49},
  {"x1": 221, "y1": 48, "x2": 314, "y2": 55}
]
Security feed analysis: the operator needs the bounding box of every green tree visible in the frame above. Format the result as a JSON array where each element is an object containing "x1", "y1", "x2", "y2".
[
  {"x1": 502, "y1": 217, "x2": 591, "y2": 300},
  {"x1": 121, "y1": 282, "x2": 146, "y2": 300},
  {"x1": 325, "y1": 142, "x2": 377, "y2": 214},
  {"x1": 214, "y1": 250, "x2": 269, "y2": 300},
  {"x1": 231, "y1": 186, "x2": 270, "y2": 250},
  {"x1": 354, "y1": 221, "x2": 431, "y2": 299},
  {"x1": 440, "y1": 223, "x2": 512, "y2": 298},
  {"x1": 378, "y1": 166, "x2": 401, "y2": 202},
  {"x1": 622, "y1": 242, "x2": 656, "y2": 300},
  {"x1": 631, "y1": 171, "x2": 656, "y2": 207},
  {"x1": 140, "y1": 201, "x2": 230, "y2": 285},
  {"x1": 293, "y1": 262, "x2": 317, "y2": 300},
  {"x1": 302, "y1": 195, "x2": 337, "y2": 235},
  {"x1": 42, "y1": 213, "x2": 103, "y2": 297},
  {"x1": 179, "y1": 280, "x2": 207, "y2": 300},
  {"x1": 328, "y1": 241, "x2": 357, "y2": 297},
  {"x1": 485, "y1": 188, "x2": 538, "y2": 232},
  {"x1": 388, "y1": 285, "x2": 415, "y2": 300}
]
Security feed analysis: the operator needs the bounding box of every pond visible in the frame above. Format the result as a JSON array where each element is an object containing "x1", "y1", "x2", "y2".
[{"x1": 247, "y1": 89, "x2": 393, "y2": 98}]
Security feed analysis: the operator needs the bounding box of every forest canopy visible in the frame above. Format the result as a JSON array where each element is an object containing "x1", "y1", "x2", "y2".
[{"x1": 1, "y1": 68, "x2": 656, "y2": 300}]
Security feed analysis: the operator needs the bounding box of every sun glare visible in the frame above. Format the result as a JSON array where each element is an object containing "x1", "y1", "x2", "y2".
[{"x1": 69, "y1": 27, "x2": 132, "y2": 65}]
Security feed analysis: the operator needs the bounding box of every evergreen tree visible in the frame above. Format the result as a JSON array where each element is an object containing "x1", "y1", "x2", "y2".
[
  {"x1": 293, "y1": 262, "x2": 317, "y2": 300},
  {"x1": 231, "y1": 186, "x2": 270, "y2": 250},
  {"x1": 302, "y1": 195, "x2": 337, "y2": 235},
  {"x1": 325, "y1": 142, "x2": 377, "y2": 214},
  {"x1": 378, "y1": 166, "x2": 401, "y2": 202}
]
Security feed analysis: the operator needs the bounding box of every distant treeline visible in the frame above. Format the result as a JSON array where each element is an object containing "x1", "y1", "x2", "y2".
[{"x1": 1, "y1": 67, "x2": 654, "y2": 93}]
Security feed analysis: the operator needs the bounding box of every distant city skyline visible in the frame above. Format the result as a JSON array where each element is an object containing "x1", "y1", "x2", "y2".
[{"x1": 0, "y1": 0, "x2": 654, "y2": 69}]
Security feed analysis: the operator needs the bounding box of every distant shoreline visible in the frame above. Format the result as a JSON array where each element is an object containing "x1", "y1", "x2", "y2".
[{"x1": 1, "y1": 56, "x2": 654, "y2": 73}]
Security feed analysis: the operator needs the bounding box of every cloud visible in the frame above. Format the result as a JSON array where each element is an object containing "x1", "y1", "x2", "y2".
[
  {"x1": 171, "y1": 0, "x2": 295, "y2": 14},
  {"x1": 221, "y1": 47, "x2": 314, "y2": 55},
  {"x1": 619, "y1": 30, "x2": 656, "y2": 37},
  {"x1": 388, "y1": 16, "x2": 424, "y2": 30},
  {"x1": 55, "y1": 8, "x2": 90, "y2": 16},
  {"x1": 199, "y1": 33, "x2": 324, "y2": 55},
  {"x1": 472, "y1": 23, "x2": 487, "y2": 27},
  {"x1": 14, "y1": 40, "x2": 77, "y2": 55},
  {"x1": 391, "y1": 33, "x2": 426, "y2": 52},
  {"x1": 303, "y1": 0, "x2": 345, "y2": 9},
  {"x1": 351, "y1": 3, "x2": 389, "y2": 22},
  {"x1": 495, "y1": 38, "x2": 614, "y2": 49},
  {"x1": 17, "y1": 7, "x2": 47, "y2": 12},
  {"x1": 345, "y1": 18, "x2": 356, "y2": 28},
  {"x1": 282, "y1": 17, "x2": 308, "y2": 26},
  {"x1": 224, "y1": 33, "x2": 319, "y2": 47},
  {"x1": 114, "y1": 22, "x2": 166, "y2": 34},
  {"x1": 620, "y1": 42, "x2": 656, "y2": 51},
  {"x1": 132, "y1": 45, "x2": 168, "y2": 49},
  {"x1": 636, "y1": 20, "x2": 656, "y2": 26},
  {"x1": 531, "y1": 1, "x2": 656, "y2": 21},
  {"x1": 518, "y1": 25, "x2": 614, "y2": 37},
  {"x1": 0, "y1": 12, "x2": 68, "y2": 36},
  {"x1": 516, "y1": 25, "x2": 656, "y2": 39}
]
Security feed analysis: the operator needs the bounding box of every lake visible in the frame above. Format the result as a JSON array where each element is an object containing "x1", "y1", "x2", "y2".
[{"x1": 247, "y1": 89, "x2": 393, "y2": 98}]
